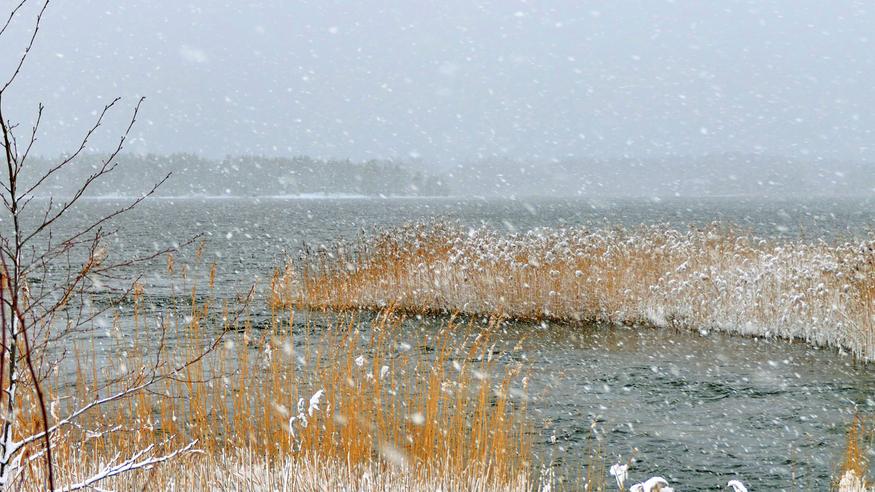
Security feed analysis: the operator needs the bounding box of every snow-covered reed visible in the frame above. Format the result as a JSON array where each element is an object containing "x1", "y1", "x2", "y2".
[
  {"x1": 20, "y1": 450, "x2": 533, "y2": 491},
  {"x1": 16, "y1": 286, "x2": 531, "y2": 490},
  {"x1": 276, "y1": 222, "x2": 875, "y2": 359},
  {"x1": 836, "y1": 415, "x2": 873, "y2": 492},
  {"x1": 11, "y1": 244, "x2": 871, "y2": 490}
]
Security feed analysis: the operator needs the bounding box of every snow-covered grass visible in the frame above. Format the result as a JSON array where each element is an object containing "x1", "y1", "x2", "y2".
[
  {"x1": 20, "y1": 450, "x2": 533, "y2": 491},
  {"x1": 275, "y1": 222, "x2": 875, "y2": 359}
]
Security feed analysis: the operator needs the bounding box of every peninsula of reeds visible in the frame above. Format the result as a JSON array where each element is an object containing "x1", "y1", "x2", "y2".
[
  {"x1": 11, "y1": 228, "x2": 874, "y2": 490},
  {"x1": 274, "y1": 222, "x2": 875, "y2": 360}
]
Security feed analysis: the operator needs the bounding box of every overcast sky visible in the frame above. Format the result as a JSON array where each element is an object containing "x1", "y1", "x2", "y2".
[{"x1": 1, "y1": 0, "x2": 873, "y2": 164}]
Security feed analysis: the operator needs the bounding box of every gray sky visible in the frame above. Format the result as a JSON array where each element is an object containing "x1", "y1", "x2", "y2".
[{"x1": 2, "y1": 0, "x2": 873, "y2": 164}]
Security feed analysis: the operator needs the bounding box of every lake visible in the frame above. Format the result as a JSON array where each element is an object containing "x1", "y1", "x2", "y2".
[{"x1": 38, "y1": 195, "x2": 875, "y2": 489}]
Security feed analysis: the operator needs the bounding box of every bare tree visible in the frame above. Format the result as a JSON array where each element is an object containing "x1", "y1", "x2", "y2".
[{"x1": 0, "y1": 1, "x2": 241, "y2": 489}]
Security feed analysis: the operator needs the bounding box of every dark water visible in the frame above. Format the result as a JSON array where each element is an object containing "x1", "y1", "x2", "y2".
[
  {"x1": 38, "y1": 196, "x2": 875, "y2": 489},
  {"x1": 516, "y1": 322, "x2": 871, "y2": 490},
  {"x1": 80, "y1": 195, "x2": 874, "y2": 287}
]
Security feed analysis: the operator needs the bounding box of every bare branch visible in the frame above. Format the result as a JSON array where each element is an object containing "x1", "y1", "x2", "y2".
[
  {"x1": 0, "y1": 0, "x2": 49, "y2": 94},
  {"x1": 0, "y1": 261, "x2": 8, "y2": 428},
  {"x1": 14, "y1": 282, "x2": 248, "y2": 451},
  {"x1": 0, "y1": 4, "x2": 211, "y2": 488},
  {"x1": 12, "y1": 302, "x2": 53, "y2": 489},
  {"x1": 14, "y1": 103, "x2": 43, "y2": 199},
  {"x1": 21, "y1": 98, "x2": 151, "y2": 248},
  {"x1": 0, "y1": 1, "x2": 28, "y2": 40},
  {"x1": 15, "y1": 380, "x2": 154, "y2": 452},
  {"x1": 23, "y1": 98, "x2": 120, "y2": 198},
  {"x1": 27, "y1": 171, "x2": 170, "y2": 251},
  {"x1": 53, "y1": 439, "x2": 198, "y2": 492}
]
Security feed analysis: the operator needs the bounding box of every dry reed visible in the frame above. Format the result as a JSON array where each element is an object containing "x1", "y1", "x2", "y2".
[
  {"x1": 9, "y1": 256, "x2": 532, "y2": 490},
  {"x1": 835, "y1": 415, "x2": 873, "y2": 492},
  {"x1": 25, "y1": 450, "x2": 533, "y2": 491},
  {"x1": 274, "y1": 222, "x2": 875, "y2": 359},
  {"x1": 9, "y1": 232, "x2": 874, "y2": 490}
]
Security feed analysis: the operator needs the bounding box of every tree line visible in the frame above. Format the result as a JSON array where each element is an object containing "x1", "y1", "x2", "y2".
[{"x1": 27, "y1": 153, "x2": 449, "y2": 197}]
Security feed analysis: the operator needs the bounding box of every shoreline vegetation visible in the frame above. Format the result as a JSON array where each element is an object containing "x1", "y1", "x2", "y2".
[
  {"x1": 9, "y1": 225, "x2": 872, "y2": 490},
  {"x1": 18, "y1": 259, "x2": 534, "y2": 490},
  {"x1": 275, "y1": 222, "x2": 875, "y2": 361}
]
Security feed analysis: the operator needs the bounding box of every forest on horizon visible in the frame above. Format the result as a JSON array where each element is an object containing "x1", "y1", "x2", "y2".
[{"x1": 28, "y1": 152, "x2": 875, "y2": 199}]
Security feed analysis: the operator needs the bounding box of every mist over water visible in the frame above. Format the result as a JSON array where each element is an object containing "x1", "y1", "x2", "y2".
[{"x1": 2, "y1": 0, "x2": 874, "y2": 188}]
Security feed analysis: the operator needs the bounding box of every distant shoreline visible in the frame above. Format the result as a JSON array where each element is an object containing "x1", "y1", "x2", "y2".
[
  {"x1": 30, "y1": 193, "x2": 446, "y2": 200},
  {"x1": 29, "y1": 193, "x2": 875, "y2": 201}
]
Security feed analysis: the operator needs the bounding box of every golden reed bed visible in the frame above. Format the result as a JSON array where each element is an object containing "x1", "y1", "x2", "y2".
[
  {"x1": 9, "y1": 267, "x2": 531, "y2": 490},
  {"x1": 274, "y1": 222, "x2": 875, "y2": 360},
  {"x1": 6, "y1": 244, "x2": 870, "y2": 490}
]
